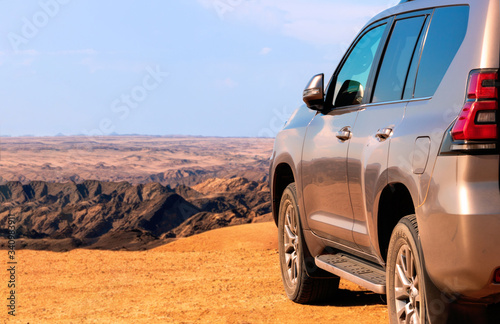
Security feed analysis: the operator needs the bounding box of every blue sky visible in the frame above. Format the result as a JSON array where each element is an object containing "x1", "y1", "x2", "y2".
[{"x1": 0, "y1": 0, "x2": 396, "y2": 137}]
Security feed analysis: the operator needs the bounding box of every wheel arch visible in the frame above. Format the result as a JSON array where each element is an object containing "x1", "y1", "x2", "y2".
[
  {"x1": 272, "y1": 162, "x2": 295, "y2": 225},
  {"x1": 376, "y1": 182, "x2": 416, "y2": 263}
]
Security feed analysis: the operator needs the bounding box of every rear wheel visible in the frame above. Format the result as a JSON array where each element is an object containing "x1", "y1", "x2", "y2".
[
  {"x1": 278, "y1": 183, "x2": 339, "y2": 304},
  {"x1": 387, "y1": 215, "x2": 435, "y2": 324}
]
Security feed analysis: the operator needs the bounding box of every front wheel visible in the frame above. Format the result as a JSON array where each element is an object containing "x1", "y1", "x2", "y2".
[{"x1": 278, "y1": 183, "x2": 339, "y2": 304}]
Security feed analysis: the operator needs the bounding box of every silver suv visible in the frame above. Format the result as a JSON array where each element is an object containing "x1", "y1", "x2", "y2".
[{"x1": 270, "y1": 0, "x2": 500, "y2": 322}]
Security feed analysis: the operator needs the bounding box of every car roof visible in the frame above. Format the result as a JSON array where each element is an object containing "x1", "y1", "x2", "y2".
[{"x1": 366, "y1": 0, "x2": 480, "y2": 28}]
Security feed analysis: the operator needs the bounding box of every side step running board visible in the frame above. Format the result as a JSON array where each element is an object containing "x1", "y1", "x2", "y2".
[{"x1": 315, "y1": 254, "x2": 386, "y2": 294}]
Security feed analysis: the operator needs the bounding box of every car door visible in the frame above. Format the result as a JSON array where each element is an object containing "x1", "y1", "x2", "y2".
[
  {"x1": 301, "y1": 22, "x2": 389, "y2": 249},
  {"x1": 347, "y1": 12, "x2": 431, "y2": 255}
]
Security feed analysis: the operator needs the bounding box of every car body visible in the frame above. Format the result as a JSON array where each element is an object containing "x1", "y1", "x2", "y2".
[{"x1": 270, "y1": 0, "x2": 500, "y2": 322}]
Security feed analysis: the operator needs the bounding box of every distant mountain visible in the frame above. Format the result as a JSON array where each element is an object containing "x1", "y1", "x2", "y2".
[
  {"x1": 0, "y1": 177, "x2": 271, "y2": 251},
  {"x1": 0, "y1": 136, "x2": 273, "y2": 187}
]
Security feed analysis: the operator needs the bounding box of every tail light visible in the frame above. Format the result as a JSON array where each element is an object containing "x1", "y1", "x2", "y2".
[
  {"x1": 451, "y1": 70, "x2": 498, "y2": 141},
  {"x1": 494, "y1": 268, "x2": 500, "y2": 284},
  {"x1": 440, "y1": 69, "x2": 499, "y2": 154}
]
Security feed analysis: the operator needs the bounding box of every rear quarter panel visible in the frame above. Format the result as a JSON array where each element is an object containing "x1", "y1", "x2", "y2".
[{"x1": 388, "y1": 0, "x2": 500, "y2": 293}]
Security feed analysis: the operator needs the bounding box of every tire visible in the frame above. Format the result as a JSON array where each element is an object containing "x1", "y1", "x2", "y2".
[
  {"x1": 387, "y1": 215, "x2": 446, "y2": 324},
  {"x1": 278, "y1": 183, "x2": 339, "y2": 304}
]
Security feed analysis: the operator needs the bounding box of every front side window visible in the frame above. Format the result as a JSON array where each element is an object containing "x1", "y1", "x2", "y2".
[
  {"x1": 332, "y1": 24, "x2": 386, "y2": 107},
  {"x1": 372, "y1": 16, "x2": 426, "y2": 103}
]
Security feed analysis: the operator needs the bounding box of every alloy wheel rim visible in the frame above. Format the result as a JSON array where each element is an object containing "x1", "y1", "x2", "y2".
[
  {"x1": 394, "y1": 244, "x2": 422, "y2": 324},
  {"x1": 283, "y1": 201, "x2": 300, "y2": 286}
]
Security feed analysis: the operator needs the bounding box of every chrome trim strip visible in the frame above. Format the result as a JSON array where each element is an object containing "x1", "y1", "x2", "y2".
[
  {"x1": 451, "y1": 143, "x2": 497, "y2": 151},
  {"x1": 363, "y1": 96, "x2": 432, "y2": 108}
]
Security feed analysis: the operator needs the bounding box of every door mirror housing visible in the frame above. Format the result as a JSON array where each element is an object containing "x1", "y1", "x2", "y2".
[
  {"x1": 303, "y1": 74, "x2": 325, "y2": 111},
  {"x1": 334, "y1": 80, "x2": 364, "y2": 107}
]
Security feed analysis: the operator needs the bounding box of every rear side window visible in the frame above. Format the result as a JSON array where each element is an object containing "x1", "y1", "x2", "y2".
[
  {"x1": 372, "y1": 16, "x2": 426, "y2": 103},
  {"x1": 413, "y1": 6, "x2": 469, "y2": 98}
]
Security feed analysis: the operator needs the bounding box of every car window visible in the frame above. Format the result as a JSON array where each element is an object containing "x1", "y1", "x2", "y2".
[
  {"x1": 332, "y1": 24, "x2": 386, "y2": 107},
  {"x1": 402, "y1": 17, "x2": 429, "y2": 100},
  {"x1": 372, "y1": 16, "x2": 426, "y2": 103},
  {"x1": 413, "y1": 6, "x2": 469, "y2": 98}
]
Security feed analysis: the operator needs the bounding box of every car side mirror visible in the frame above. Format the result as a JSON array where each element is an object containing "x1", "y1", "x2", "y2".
[
  {"x1": 334, "y1": 80, "x2": 364, "y2": 107},
  {"x1": 303, "y1": 74, "x2": 325, "y2": 111}
]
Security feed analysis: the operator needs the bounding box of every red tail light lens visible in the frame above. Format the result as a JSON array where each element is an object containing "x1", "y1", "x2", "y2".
[
  {"x1": 451, "y1": 71, "x2": 498, "y2": 141},
  {"x1": 451, "y1": 101, "x2": 497, "y2": 140},
  {"x1": 495, "y1": 268, "x2": 500, "y2": 284},
  {"x1": 468, "y1": 72, "x2": 498, "y2": 100}
]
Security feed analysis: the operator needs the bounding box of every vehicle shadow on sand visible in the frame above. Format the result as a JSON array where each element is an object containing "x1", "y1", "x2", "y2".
[{"x1": 317, "y1": 288, "x2": 386, "y2": 307}]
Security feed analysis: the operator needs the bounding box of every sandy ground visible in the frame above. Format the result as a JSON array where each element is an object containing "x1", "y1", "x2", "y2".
[{"x1": 1, "y1": 222, "x2": 388, "y2": 323}]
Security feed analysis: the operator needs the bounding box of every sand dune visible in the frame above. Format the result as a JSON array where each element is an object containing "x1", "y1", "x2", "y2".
[{"x1": 7, "y1": 222, "x2": 387, "y2": 323}]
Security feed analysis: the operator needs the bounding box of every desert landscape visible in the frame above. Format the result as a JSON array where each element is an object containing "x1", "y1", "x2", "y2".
[
  {"x1": 0, "y1": 136, "x2": 388, "y2": 323},
  {"x1": 4, "y1": 222, "x2": 388, "y2": 323},
  {"x1": 0, "y1": 136, "x2": 272, "y2": 186},
  {"x1": 0, "y1": 136, "x2": 273, "y2": 250}
]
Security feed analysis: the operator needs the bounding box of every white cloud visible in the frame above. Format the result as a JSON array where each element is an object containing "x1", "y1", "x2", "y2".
[
  {"x1": 3, "y1": 49, "x2": 97, "y2": 56},
  {"x1": 197, "y1": 0, "x2": 394, "y2": 46},
  {"x1": 259, "y1": 47, "x2": 272, "y2": 55},
  {"x1": 20, "y1": 58, "x2": 35, "y2": 66},
  {"x1": 48, "y1": 49, "x2": 98, "y2": 56},
  {"x1": 216, "y1": 77, "x2": 238, "y2": 89},
  {"x1": 80, "y1": 57, "x2": 146, "y2": 73},
  {"x1": 0, "y1": 49, "x2": 97, "y2": 67},
  {"x1": 0, "y1": 50, "x2": 39, "y2": 66},
  {"x1": 14, "y1": 49, "x2": 40, "y2": 56}
]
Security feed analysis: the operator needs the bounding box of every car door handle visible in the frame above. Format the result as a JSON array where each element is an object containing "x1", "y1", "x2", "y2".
[
  {"x1": 336, "y1": 127, "x2": 352, "y2": 141},
  {"x1": 375, "y1": 128, "x2": 393, "y2": 140}
]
